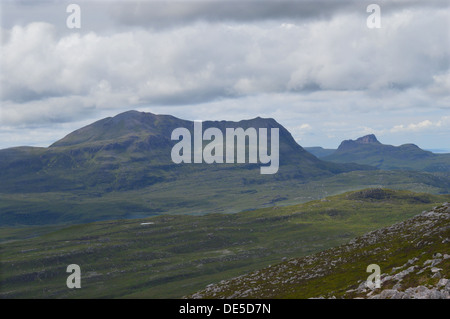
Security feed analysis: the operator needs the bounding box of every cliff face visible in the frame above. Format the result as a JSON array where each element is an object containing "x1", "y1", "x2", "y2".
[{"x1": 189, "y1": 200, "x2": 450, "y2": 299}]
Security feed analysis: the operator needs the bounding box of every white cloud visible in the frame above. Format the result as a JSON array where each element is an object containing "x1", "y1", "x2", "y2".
[
  {"x1": 390, "y1": 119, "x2": 438, "y2": 133},
  {"x1": 0, "y1": 2, "x2": 449, "y2": 149},
  {"x1": 299, "y1": 123, "x2": 312, "y2": 130},
  {"x1": 436, "y1": 116, "x2": 450, "y2": 127},
  {"x1": 2, "y1": 5, "x2": 449, "y2": 125}
]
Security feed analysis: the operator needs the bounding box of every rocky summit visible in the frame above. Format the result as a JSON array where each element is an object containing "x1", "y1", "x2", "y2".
[{"x1": 355, "y1": 134, "x2": 381, "y2": 145}]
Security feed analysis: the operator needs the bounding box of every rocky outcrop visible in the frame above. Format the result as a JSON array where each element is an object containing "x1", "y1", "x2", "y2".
[
  {"x1": 188, "y1": 202, "x2": 450, "y2": 299},
  {"x1": 337, "y1": 134, "x2": 381, "y2": 151},
  {"x1": 351, "y1": 253, "x2": 450, "y2": 299}
]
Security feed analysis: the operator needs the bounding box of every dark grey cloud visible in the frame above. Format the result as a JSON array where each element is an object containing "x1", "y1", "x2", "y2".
[
  {"x1": 109, "y1": 0, "x2": 449, "y2": 28},
  {"x1": 110, "y1": 1, "x2": 346, "y2": 28},
  {"x1": 3, "y1": 0, "x2": 449, "y2": 31}
]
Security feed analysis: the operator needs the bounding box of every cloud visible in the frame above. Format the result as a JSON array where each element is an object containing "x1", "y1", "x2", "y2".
[
  {"x1": 390, "y1": 120, "x2": 433, "y2": 133},
  {"x1": 108, "y1": 0, "x2": 347, "y2": 28},
  {"x1": 389, "y1": 117, "x2": 450, "y2": 134},
  {"x1": 290, "y1": 123, "x2": 313, "y2": 142},
  {"x1": 2, "y1": 4, "x2": 449, "y2": 125},
  {"x1": 0, "y1": 1, "x2": 449, "y2": 149},
  {"x1": 298, "y1": 123, "x2": 312, "y2": 130},
  {"x1": 108, "y1": 0, "x2": 449, "y2": 29}
]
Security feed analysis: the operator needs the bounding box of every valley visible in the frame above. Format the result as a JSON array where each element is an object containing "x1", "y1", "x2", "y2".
[
  {"x1": 1, "y1": 189, "x2": 448, "y2": 298},
  {"x1": 1, "y1": 111, "x2": 449, "y2": 299}
]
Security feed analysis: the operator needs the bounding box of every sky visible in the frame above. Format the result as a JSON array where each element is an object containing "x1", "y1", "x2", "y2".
[{"x1": 0, "y1": 0, "x2": 449, "y2": 150}]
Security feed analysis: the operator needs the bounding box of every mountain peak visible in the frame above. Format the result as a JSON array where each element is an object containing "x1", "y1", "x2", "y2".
[
  {"x1": 336, "y1": 134, "x2": 381, "y2": 151},
  {"x1": 50, "y1": 110, "x2": 185, "y2": 147},
  {"x1": 325, "y1": 133, "x2": 446, "y2": 171},
  {"x1": 355, "y1": 134, "x2": 380, "y2": 144}
]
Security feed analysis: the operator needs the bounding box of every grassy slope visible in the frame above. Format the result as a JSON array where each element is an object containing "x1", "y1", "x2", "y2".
[
  {"x1": 1, "y1": 189, "x2": 449, "y2": 299},
  {"x1": 190, "y1": 196, "x2": 450, "y2": 299}
]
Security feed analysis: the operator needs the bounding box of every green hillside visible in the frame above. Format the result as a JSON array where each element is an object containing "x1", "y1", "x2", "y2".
[
  {"x1": 1, "y1": 189, "x2": 449, "y2": 298},
  {"x1": 190, "y1": 194, "x2": 450, "y2": 299}
]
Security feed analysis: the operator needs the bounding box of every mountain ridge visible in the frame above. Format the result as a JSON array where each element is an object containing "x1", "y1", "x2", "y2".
[
  {"x1": 0, "y1": 110, "x2": 377, "y2": 226},
  {"x1": 321, "y1": 134, "x2": 450, "y2": 172},
  {"x1": 1, "y1": 110, "x2": 367, "y2": 177}
]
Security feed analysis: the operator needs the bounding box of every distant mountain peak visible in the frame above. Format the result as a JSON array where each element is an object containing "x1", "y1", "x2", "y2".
[
  {"x1": 324, "y1": 133, "x2": 449, "y2": 172},
  {"x1": 355, "y1": 134, "x2": 380, "y2": 144},
  {"x1": 337, "y1": 134, "x2": 381, "y2": 151}
]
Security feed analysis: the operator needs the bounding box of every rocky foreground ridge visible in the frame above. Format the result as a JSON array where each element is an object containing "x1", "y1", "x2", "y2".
[{"x1": 188, "y1": 202, "x2": 450, "y2": 299}]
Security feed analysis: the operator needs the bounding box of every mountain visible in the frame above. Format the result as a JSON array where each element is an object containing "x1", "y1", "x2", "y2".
[
  {"x1": 304, "y1": 146, "x2": 336, "y2": 158},
  {"x1": 0, "y1": 110, "x2": 365, "y2": 192},
  {"x1": 305, "y1": 134, "x2": 380, "y2": 158},
  {"x1": 323, "y1": 134, "x2": 450, "y2": 172},
  {"x1": 189, "y1": 194, "x2": 450, "y2": 299},
  {"x1": 0, "y1": 110, "x2": 374, "y2": 226},
  {"x1": 338, "y1": 134, "x2": 381, "y2": 149}
]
